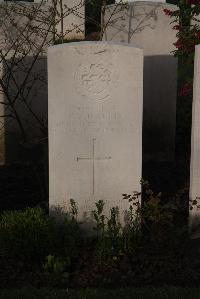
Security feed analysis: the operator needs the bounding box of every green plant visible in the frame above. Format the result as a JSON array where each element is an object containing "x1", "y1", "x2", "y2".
[
  {"x1": 44, "y1": 254, "x2": 70, "y2": 274},
  {"x1": 69, "y1": 198, "x2": 78, "y2": 221},
  {"x1": 91, "y1": 200, "x2": 107, "y2": 263},
  {"x1": 142, "y1": 180, "x2": 176, "y2": 241},
  {"x1": 92, "y1": 202, "x2": 123, "y2": 264},
  {"x1": 122, "y1": 190, "x2": 142, "y2": 253},
  {"x1": 0, "y1": 202, "x2": 83, "y2": 288},
  {"x1": 122, "y1": 179, "x2": 183, "y2": 252},
  {"x1": 91, "y1": 181, "x2": 178, "y2": 265},
  {"x1": 107, "y1": 207, "x2": 122, "y2": 257},
  {"x1": 92, "y1": 200, "x2": 106, "y2": 235},
  {"x1": 43, "y1": 254, "x2": 70, "y2": 286},
  {"x1": 0, "y1": 207, "x2": 52, "y2": 263}
]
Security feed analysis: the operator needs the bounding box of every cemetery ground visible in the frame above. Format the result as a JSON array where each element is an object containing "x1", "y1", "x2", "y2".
[
  {"x1": 2, "y1": 287, "x2": 200, "y2": 298},
  {"x1": 0, "y1": 159, "x2": 199, "y2": 294}
]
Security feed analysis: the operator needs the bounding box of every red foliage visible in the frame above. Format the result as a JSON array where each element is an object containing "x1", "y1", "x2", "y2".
[
  {"x1": 164, "y1": 1, "x2": 199, "y2": 97},
  {"x1": 178, "y1": 83, "x2": 193, "y2": 97},
  {"x1": 187, "y1": 0, "x2": 200, "y2": 4},
  {"x1": 174, "y1": 39, "x2": 182, "y2": 50},
  {"x1": 173, "y1": 25, "x2": 181, "y2": 30},
  {"x1": 163, "y1": 8, "x2": 173, "y2": 16}
]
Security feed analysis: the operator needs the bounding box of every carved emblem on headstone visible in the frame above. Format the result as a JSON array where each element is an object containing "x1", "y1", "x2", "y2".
[{"x1": 75, "y1": 63, "x2": 112, "y2": 100}]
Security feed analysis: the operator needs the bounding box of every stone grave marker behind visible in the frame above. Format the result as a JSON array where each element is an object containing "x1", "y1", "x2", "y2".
[
  {"x1": 103, "y1": 2, "x2": 177, "y2": 162},
  {"x1": 190, "y1": 45, "x2": 200, "y2": 238},
  {"x1": 55, "y1": 0, "x2": 85, "y2": 41},
  {"x1": 0, "y1": 0, "x2": 85, "y2": 164},
  {"x1": 0, "y1": 1, "x2": 50, "y2": 164}
]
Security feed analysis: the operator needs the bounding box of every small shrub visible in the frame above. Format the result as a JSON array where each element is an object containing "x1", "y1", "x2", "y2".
[
  {"x1": 92, "y1": 201, "x2": 123, "y2": 264},
  {"x1": 43, "y1": 254, "x2": 70, "y2": 287},
  {"x1": 0, "y1": 207, "x2": 52, "y2": 263}
]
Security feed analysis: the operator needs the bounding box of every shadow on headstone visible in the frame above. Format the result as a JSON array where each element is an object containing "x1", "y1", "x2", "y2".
[{"x1": 0, "y1": 55, "x2": 48, "y2": 164}]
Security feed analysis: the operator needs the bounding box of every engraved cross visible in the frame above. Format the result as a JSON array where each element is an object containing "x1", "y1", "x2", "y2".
[{"x1": 77, "y1": 138, "x2": 112, "y2": 194}]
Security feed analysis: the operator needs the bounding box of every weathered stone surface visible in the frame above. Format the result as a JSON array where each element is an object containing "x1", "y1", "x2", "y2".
[
  {"x1": 48, "y1": 42, "x2": 143, "y2": 222},
  {"x1": 190, "y1": 45, "x2": 200, "y2": 238},
  {"x1": 103, "y1": 2, "x2": 177, "y2": 161}
]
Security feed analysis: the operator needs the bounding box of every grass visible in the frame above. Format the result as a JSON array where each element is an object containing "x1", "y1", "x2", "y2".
[{"x1": 1, "y1": 287, "x2": 200, "y2": 299}]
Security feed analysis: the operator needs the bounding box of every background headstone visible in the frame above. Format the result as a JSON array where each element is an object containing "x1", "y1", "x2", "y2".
[
  {"x1": 0, "y1": 2, "x2": 50, "y2": 164},
  {"x1": 48, "y1": 42, "x2": 143, "y2": 222},
  {"x1": 0, "y1": 0, "x2": 85, "y2": 164},
  {"x1": 189, "y1": 45, "x2": 200, "y2": 238},
  {"x1": 55, "y1": 0, "x2": 85, "y2": 41},
  {"x1": 103, "y1": 2, "x2": 177, "y2": 162}
]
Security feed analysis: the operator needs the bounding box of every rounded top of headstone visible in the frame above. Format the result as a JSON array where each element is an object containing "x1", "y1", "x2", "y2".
[{"x1": 48, "y1": 41, "x2": 143, "y2": 103}]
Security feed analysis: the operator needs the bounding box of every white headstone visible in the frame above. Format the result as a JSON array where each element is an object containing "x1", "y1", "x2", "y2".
[
  {"x1": 56, "y1": 0, "x2": 85, "y2": 41},
  {"x1": 189, "y1": 45, "x2": 200, "y2": 238},
  {"x1": 48, "y1": 42, "x2": 143, "y2": 222},
  {"x1": 104, "y1": 2, "x2": 177, "y2": 162}
]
